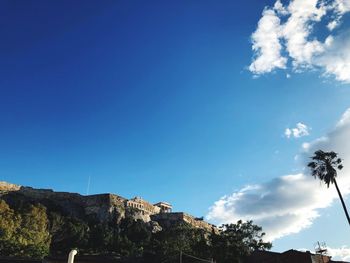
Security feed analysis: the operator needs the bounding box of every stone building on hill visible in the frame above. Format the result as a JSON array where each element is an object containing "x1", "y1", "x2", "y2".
[
  {"x1": 125, "y1": 197, "x2": 173, "y2": 216},
  {"x1": 0, "y1": 181, "x2": 213, "y2": 233},
  {"x1": 154, "y1": 201, "x2": 172, "y2": 213}
]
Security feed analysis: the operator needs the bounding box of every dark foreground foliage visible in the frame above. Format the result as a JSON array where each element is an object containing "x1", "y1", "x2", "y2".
[{"x1": 0, "y1": 198, "x2": 271, "y2": 262}]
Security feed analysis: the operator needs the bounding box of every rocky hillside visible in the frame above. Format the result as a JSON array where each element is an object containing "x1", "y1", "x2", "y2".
[
  {"x1": 0, "y1": 181, "x2": 149, "y2": 227},
  {"x1": 0, "y1": 181, "x2": 271, "y2": 262}
]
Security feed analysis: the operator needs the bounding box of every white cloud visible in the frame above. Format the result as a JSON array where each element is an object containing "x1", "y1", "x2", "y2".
[
  {"x1": 298, "y1": 246, "x2": 350, "y2": 261},
  {"x1": 207, "y1": 173, "x2": 330, "y2": 240},
  {"x1": 207, "y1": 108, "x2": 350, "y2": 240},
  {"x1": 283, "y1": 0, "x2": 326, "y2": 66},
  {"x1": 327, "y1": 246, "x2": 350, "y2": 261},
  {"x1": 316, "y1": 31, "x2": 350, "y2": 82},
  {"x1": 334, "y1": 0, "x2": 350, "y2": 14},
  {"x1": 337, "y1": 108, "x2": 350, "y2": 127},
  {"x1": 327, "y1": 19, "x2": 339, "y2": 31},
  {"x1": 274, "y1": 0, "x2": 288, "y2": 15},
  {"x1": 249, "y1": 8, "x2": 287, "y2": 74},
  {"x1": 249, "y1": 0, "x2": 350, "y2": 83},
  {"x1": 285, "y1": 122, "x2": 310, "y2": 138}
]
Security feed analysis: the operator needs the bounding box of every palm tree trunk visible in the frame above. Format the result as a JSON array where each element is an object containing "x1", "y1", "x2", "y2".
[{"x1": 333, "y1": 178, "x2": 350, "y2": 226}]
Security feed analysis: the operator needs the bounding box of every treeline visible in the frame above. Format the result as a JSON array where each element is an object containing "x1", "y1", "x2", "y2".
[{"x1": 0, "y1": 199, "x2": 271, "y2": 263}]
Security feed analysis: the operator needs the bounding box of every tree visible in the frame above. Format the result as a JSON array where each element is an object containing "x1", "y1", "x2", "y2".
[
  {"x1": 211, "y1": 220, "x2": 271, "y2": 263},
  {"x1": 0, "y1": 200, "x2": 21, "y2": 256},
  {"x1": 149, "y1": 223, "x2": 210, "y2": 262},
  {"x1": 308, "y1": 150, "x2": 350, "y2": 226},
  {"x1": 49, "y1": 215, "x2": 89, "y2": 255},
  {"x1": 19, "y1": 204, "x2": 51, "y2": 258},
  {"x1": 0, "y1": 201, "x2": 51, "y2": 258},
  {"x1": 119, "y1": 217, "x2": 152, "y2": 257}
]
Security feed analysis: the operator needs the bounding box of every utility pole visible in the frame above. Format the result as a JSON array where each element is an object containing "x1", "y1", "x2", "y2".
[{"x1": 180, "y1": 251, "x2": 182, "y2": 263}]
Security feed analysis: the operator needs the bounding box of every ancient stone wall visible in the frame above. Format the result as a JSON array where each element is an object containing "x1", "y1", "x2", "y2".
[
  {"x1": 151, "y1": 212, "x2": 218, "y2": 233},
  {"x1": 0, "y1": 181, "x2": 216, "y2": 233},
  {"x1": 125, "y1": 197, "x2": 161, "y2": 215},
  {"x1": 109, "y1": 194, "x2": 127, "y2": 206},
  {"x1": 83, "y1": 194, "x2": 126, "y2": 222},
  {"x1": 182, "y1": 213, "x2": 215, "y2": 231},
  {"x1": 20, "y1": 187, "x2": 59, "y2": 199}
]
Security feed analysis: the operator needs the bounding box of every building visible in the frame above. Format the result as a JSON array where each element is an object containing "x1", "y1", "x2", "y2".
[
  {"x1": 125, "y1": 196, "x2": 161, "y2": 215},
  {"x1": 0, "y1": 181, "x2": 214, "y2": 232},
  {"x1": 244, "y1": 249, "x2": 349, "y2": 263},
  {"x1": 154, "y1": 201, "x2": 172, "y2": 213},
  {"x1": 125, "y1": 197, "x2": 173, "y2": 215}
]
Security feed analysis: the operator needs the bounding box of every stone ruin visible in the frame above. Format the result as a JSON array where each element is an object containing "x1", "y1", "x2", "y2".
[{"x1": 0, "y1": 181, "x2": 217, "y2": 233}]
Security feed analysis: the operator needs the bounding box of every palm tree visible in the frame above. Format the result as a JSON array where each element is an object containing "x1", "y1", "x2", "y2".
[{"x1": 308, "y1": 150, "x2": 350, "y2": 226}]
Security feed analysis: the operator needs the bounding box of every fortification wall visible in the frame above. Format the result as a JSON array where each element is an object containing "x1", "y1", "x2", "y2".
[
  {"x1": 126, "y1": 197, "x2": 161, "y2": 215},
  {"x1": 83, "y1": 194, "x2": 126, "y2": 222},
  {"x1": 182, "y1": 213, "x2": 217, "y2": 233},
  {"x1": 109, "y1": 194, "x2": 127, "y2": 206},
  {"x1": 0, "y1": 181, "x2": 216, "y2": 232},
  {"x1": 0, "y1": 182, "x2": 82, "y2": 201},
  {"x1": 20, "y1": 187, "x2": 56, "y2": 198},
  {"x1": 151, "y1": 212, "x2": 218, "y2": 233}
]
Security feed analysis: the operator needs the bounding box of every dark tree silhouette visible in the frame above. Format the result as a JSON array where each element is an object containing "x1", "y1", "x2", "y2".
[{"x1": 308, "y1": 150, "x2": 350, "y2": 226}]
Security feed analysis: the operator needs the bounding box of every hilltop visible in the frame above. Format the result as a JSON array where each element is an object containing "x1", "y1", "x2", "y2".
[
  {"x1": 0, "y1": 181, "x2": 271, "y2": 262},
  {"x1": 0, "y1": 181, "x2": 215, "y2": 233}
]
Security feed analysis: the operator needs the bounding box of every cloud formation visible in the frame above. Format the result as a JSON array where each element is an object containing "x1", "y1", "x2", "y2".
[
  {"x1": 300, "y1": 246, "x2": 350, "y2": 261},
  {"x1": 285, "y1": 122, "x2": 310, "y2": 138},
  {"x1": 249, "y1": 9, "x2": 286, "y2": 73},
  {"x1": 327, "y1": 246, "x2": 350, "y2": 261},
  {"x1": 207, "y1": 108, "x2": 350, "y2": 241},
  {"x1": 249, "y1": 0, "x2": 350, "y2": 83}
]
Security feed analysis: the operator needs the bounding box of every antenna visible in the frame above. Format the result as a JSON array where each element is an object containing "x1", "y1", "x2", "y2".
[
  {"x1": 86, "y1": 176, "x2": 91, "y2": 195},
  {"x1": 314, "y1": 241, "x2": 328, "y2": 263}
]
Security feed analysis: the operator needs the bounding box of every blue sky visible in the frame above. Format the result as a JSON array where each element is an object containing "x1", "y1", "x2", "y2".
[{"x1": 1, "y1": 0, "x2": 350, "y2": 259}]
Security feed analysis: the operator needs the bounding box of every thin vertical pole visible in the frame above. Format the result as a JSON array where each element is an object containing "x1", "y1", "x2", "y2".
[
  {"x1": 334, "y1": 179, "x2": 350, "y2": 226},
  {"x1": 180, "y1": 251, "x2": 182, "y2": 263}
]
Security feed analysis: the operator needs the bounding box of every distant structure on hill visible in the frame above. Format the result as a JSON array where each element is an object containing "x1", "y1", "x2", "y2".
[
  {"x1": 0, "y1": 181, "x2": 216, "y2": 233},
  {"x1": 125, "y1": 196, "x2": 172, "y2": 215}
]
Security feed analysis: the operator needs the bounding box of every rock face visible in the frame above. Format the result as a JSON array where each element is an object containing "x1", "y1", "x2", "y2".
[
  {"x1": 0, "y1": 183, "x2": 163, "y2": 222},
  {"x1": 0, "y1": 181, "x2": 20, "y2": 192},
  {"x1": 83, "y1": 194, "x2": 126, "y2": 222},
  {"x1": 151, "y1": 212, "x2": 218, "y2": 233},
  {"x1": 0, "y1": 181, "x2": 216, "y2": 232},
  {"x1": 0, "y1": 182, "x2": 127, "y2": 223}
]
